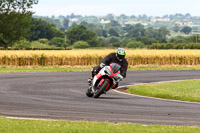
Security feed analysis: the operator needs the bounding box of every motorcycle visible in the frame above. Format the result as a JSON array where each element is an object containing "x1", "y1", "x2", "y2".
[{"x1": 86, "y1": 63, "x2": 123, "y2": 98}]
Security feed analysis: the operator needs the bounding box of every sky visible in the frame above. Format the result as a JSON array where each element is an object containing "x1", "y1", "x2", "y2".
[{"x1": 32, "y1": 0, "x2": 200, "y2": 17}]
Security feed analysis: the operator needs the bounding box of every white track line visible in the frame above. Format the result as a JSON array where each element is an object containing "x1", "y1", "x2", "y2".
[
  {"x1": 114, "y1": 80, "x2": 200, "y2": 105},
  {"x1": 6, "y1": 117, "x2": 55, "y2": 121}
]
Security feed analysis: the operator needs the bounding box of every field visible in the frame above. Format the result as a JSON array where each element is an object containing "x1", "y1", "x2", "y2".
[{"x1": 0, "y1": 49, "x2": 200, "y2": 67}]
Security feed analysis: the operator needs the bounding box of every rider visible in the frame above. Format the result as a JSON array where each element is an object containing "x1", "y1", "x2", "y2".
[{"x1": 88, "y1": 48, "x2": 128, "y2": 88}]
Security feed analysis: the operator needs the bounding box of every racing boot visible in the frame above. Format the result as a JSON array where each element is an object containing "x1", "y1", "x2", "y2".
[
  {"x1": 88, "y1": 77, "x2": 93, "y2": 85},
  {"x1": 86, "y1": 86, "x2": 93, "y2": 97}
]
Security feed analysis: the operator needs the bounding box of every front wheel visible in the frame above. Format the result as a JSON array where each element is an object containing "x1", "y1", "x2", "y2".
[{"x1": 93, "y1": 80, "x2": 110, "y2": 98}]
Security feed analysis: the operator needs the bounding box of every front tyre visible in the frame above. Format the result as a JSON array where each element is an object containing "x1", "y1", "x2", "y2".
[{"x1": 93, "y1": 80, "x2": 110, "y2": 98}]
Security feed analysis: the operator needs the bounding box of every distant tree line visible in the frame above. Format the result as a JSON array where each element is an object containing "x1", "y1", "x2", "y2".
[{"x1": 10, "y1": 21, "x2": 199, "y2": 50}]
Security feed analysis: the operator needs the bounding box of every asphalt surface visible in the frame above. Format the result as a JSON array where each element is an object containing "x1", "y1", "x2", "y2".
[{"x1": 0, "y1": 70, "x2": 200, "y2": 126}]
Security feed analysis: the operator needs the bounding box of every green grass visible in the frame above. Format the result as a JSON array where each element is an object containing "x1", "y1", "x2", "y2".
[
  {"x1": 0, "y1": 117, "x2": 200, "y2": 133},
  {"x1": 1, "y1": 65, "x2": 200, "y2": 73},
  {"x1": 128, "y1": 66, "x2": 200, "y2": 71},
  {"x1": 0, "y1": 67, "x2": 91, "y2": 73},
  {"x1": 127, "y1": 79, "x2": 200, "y2": 102}
]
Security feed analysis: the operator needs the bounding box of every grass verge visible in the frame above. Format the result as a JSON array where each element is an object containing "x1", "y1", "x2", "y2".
[
  {"x1": 0, "y1": 67, "x2": 91, "y2": 73},
  {"x1": 127, "y1": 79, "x2": 200, "y2": 102},
  {"x1": 1, "y1": 65, "x2": 200, "y2": 73},
  {"x1": 128, "y1": 65, "x2": 200, "y2": 71},
  {"x1": 0, "y1": 117, "x2": 200, "y2": 133}
]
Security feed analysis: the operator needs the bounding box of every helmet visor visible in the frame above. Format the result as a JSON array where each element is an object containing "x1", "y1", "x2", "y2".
[{"x1": 117, "y1": 54, "x2": 125, "y2": 60}]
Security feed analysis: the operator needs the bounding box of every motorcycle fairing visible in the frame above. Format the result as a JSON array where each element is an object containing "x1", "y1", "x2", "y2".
[{"x1": 92, "y1": 65, "x2": 120, "y2": 92}]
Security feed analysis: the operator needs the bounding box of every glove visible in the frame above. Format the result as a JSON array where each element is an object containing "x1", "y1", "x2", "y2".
[{"x1": 100, "y1": 63, "x2": 105, "y2": 68}]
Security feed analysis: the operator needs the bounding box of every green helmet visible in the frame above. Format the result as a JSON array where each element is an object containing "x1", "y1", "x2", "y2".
[{"x1": 116, "y1": 48, "x2": 126, "y2": 61}]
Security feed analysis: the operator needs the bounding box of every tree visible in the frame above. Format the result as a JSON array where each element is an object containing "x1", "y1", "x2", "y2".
[
  {"x1": 31, "y1": 40, "x2": 50, "y2": 49},
  {"x1": 158, "y1": 27, "x2": 170, "y2": 39},
  {"x1": 13, "y1": 39, "x2": 31, "y2": 49},
  {"x1": 28, "y1": 18, "x2": 64, "y2": 41},
  {"x1": 94, "y1": 28, "x2": 108, "y2": 37},
  {"x1": 181, "y1": 26, "x2": 192, "y2": 34},
  {"x1": 66, "y1": 25, "x2": 97, "y2": 46},
  {"x1": 50, "y1": 37, "x2": 69, "y2": 47},
  {"x1": 105, "y1": 37, "x2": 120, "y2": 44},
  {"x1": 173, "y1": 25, "x2": 180, "y2": 32},
  {"x1": 105, "y1": 20, "x2": 122, "y2": 33},
  {"x1": 97, "y1": 37, "x2": 106, "y2": 47},
  {"x1": 59, "y1": 27, "x2": 65, "y2": 32},
  {"x1": 126, "y1": 40, "x2": 145, "y2": 48},
  {"x1": 53, "y1": 37, "x2": 70, "y2": 48},
  {"x1": 127, "y1": 27, "x2": 145, "y2": 38},
  {"x1": 112, "y1": 42, "x2": 121, "y2": 47},
  {"x1": 118, "y1": 14, "x2": 128, "y2": 20},
  {"x1": 130, "y1": 15, "x2": 136, "y2": 19},
  {"x1": 185, "y1": 13, "x2": 191, "y2": 18},
  {"x1": 108, "y1": 29, "x2": 119, "y2": 37},
  {"x1": 102, "y1": 30, "x2": 108, "y2": 37},
  {"x1": 0, "y1": 0, "x2": 38, "y2": 14},
  {"x1": 169, "y1": 36, "x2": 190, "y2": 44},
  {"x1": 134, "y1": 23, "x2": 144, "y2": 30},
  {"x1": 123, "y1": 24, "x2": 134, "y2": 32},
  {"x1": 38, "y1": 38, "x2": 49, "y2": 44},
  {"x1": 145, "y1": 27, "x2": 159, "y2": 38},
  {"x1": 105, "y1": 14, "x2": 115, "y2": 21},
  {"x1": 63, "y1": 18, "x2": 69, "y2": 30},
  {"x1": 0, "y1": 0, "x2": 38, "y2": 48},
  {"x1": 71, "y1": 22, "x2": 77, "y2": 27},
  {"x1": 94, "y1": 28, "x2": 103, "y2": 36},
  {"x1": 73, "y1": 41, "x2": 89, "y2": 49},
  {"x1": 136, "y1": 37, "x2": 159, "y2": 45}
]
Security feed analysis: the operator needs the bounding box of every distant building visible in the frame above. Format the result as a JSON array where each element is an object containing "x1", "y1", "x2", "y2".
[
  {"x1": 175, "y1": 22, "x2": 182, "y2": 26},
  {"x1": 70, "y1": 18, "x2": 79, "y2": 22},
  {"x1": 100, "y1": 19, "x2": 111, "y2": 24},
  {"x1": 151, "y1": 18, "x2": 170, "y2": 22},
  {"x1": 175, "y1": 21, "x2": 193, "y2": 26},
  {"x1": 124, "y1": 20, "x2": 148, "y2": 26},
  {"x1": 184, "y1": 21, "x2": 193, "y2": 25}
]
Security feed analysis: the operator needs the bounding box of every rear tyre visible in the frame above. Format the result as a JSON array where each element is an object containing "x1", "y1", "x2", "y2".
[
  {"x1": 93, "y1": 80, "x2": 110, "y2": 98},
  {"x1": 86, "y1": 87, "x2": 93, "y2": 97}
]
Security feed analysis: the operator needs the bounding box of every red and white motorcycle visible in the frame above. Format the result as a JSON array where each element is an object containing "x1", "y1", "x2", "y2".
[{"x1": 86, "y1": 63, "x2": 123, "y2": 98}]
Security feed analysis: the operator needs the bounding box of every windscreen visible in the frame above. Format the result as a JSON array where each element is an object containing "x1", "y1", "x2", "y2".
[{"x1": 110, "y1": 63, "x2": 121, "y2": 74}]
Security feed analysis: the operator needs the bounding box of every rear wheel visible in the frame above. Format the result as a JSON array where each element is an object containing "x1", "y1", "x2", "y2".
[
  {"x1": 93, "y1": 80, "x2": 110, "y2": 98},
  {"x1": 86, "y1": 87, "x2": 93, "y2": 97}
]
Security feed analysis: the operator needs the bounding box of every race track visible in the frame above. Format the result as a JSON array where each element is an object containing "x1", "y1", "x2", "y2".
[{"x1": 0, "y1": 70, "x2": 200, "y2": 126}]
